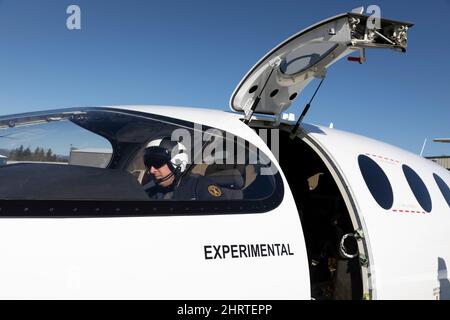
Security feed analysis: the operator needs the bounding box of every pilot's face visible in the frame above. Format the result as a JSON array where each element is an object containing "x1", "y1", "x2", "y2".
[{"x1": 149, "y1": 163, "x2": 175, "y2": 187}]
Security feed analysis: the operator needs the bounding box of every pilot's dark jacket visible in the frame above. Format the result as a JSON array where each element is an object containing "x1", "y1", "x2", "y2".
[{"x1": 146, "y1": 174, "x2": 241, "y2": 200}]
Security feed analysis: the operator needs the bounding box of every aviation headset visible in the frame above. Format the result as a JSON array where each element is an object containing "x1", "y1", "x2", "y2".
[{"x1": 143, "y1": 137, "x2": 189, "y2": 183}]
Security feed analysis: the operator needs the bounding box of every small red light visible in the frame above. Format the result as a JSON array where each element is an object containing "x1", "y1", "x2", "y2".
[{"x1": 348, "y1": 56, "x2": 365, "y2": 64}]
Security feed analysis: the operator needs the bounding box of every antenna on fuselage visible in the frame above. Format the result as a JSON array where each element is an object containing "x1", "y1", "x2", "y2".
[{"x1": 420, "y1": 138, "x2": 427, "y2": 157}]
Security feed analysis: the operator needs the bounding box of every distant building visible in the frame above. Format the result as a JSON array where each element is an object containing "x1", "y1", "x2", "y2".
[
  {"x1": 69, "y1": 148, "x2": 112, "y2": 168},
  {"x1": 0, "y1": 155, "x2": 7, "y2": 166},
  {"x1": 426, "y1": 156, "x2": 450, "y2": 170}
]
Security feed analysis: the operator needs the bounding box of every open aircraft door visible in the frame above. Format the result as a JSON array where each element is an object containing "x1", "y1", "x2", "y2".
[{"x1": 230, "y1": 11, "x2": 413, "y2": 299}]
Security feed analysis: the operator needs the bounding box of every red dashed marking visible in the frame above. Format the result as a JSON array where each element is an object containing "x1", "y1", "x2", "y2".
[
  {"x1": 391, "y1": 209, "x2": 427, "y2": 215},
  {"x1": 365, "y1": 153, "x2": 400, "y2": 164}
]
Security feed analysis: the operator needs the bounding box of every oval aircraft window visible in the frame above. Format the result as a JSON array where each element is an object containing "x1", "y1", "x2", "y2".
[
  {"x1": 433, "y1": 173, "x2": 450, "y2": 207},
  {"x1": 280, "y1": 43, "x2": 338, "y2": 76},
  {"x1": 358, "y1": 155, "x2": 393, "y2": 210},
  {"x1": 402, "y1": 165, "x2": 432, "y2": 213}
]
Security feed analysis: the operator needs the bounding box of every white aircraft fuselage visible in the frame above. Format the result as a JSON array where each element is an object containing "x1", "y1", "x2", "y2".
[{"x1": 0, "y1": 10, "x2": 448, "y2": 300}]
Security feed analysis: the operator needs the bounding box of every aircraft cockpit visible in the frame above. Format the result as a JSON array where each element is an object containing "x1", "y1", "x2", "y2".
[{"x1": 0, "y1": 107, "x2": 283, "y2": 216}]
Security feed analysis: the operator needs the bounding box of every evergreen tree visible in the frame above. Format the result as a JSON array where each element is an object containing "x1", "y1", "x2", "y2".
[
  {"x1": 9, "y1": 148, "x2": 15, "y2": 160},
  {"x1": 23, "y1": 147, "x2": 31, "y2": 160},
  {"x1": 46, "y1": 148, "x2": 53, "y2": 161},
  {"x1": 33, "y1": 147, "x2": 40, "y2": 160},
  {"x1": 38, "y1": 148, "x2": 45, "y2": 161},
  {"x1": 17, "y1": 145, "x2": 24, "y2": 160}
]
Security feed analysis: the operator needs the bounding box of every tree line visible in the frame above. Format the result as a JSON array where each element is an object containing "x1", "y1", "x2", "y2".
[{"x1": 8, "y1": 145, "x2": 66, "y2": 162}]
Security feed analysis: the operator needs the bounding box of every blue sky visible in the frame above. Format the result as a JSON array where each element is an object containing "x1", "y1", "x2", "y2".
[{"x1": 0, "y1": 0, "x2": 449, "y2": 156}]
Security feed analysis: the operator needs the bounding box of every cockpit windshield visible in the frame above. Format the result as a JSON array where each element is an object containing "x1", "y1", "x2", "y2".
[{"x1": 0, "y1": 107, "x2": 283, "y2": 216}]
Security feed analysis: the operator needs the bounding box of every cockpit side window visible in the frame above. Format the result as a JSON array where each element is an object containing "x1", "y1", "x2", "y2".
[
  {"x1": 0, "y1": 108, "x2": 283, "y2": 217},
  {"x1": 0, "y1": 120, "x2": 112, "y2": 169},
  {"x1": 126, "y1": 118, "x2": 280, "y2": 202}
]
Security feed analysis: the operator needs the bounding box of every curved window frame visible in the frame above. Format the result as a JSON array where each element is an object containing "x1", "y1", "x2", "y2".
[
  {"x1": 358, "y1": 154, "x2": 394, "y2": 210},
  {"x1": 280, "y1": 43, "x2": 339, "y2": 76},
  {"x1": 402, "y1": 164, "x2": 432, "y2": 213},
  {"x1": 0, "y1": 108, "x2": 284, "y2": 217}
]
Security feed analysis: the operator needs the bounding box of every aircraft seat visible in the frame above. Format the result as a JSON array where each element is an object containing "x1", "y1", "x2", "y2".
[{"x1": 204, "y1": 164, "x2": 245, "y2": 190}]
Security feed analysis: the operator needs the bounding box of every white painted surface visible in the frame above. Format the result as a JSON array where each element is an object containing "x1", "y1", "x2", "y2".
[{"x1": 304, "y1": 123, "x2": 450, "y2": 299}]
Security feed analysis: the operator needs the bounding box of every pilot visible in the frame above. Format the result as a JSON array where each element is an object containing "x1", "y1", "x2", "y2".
[{"x1": 142, "y1": 137, "x2": 232, "y2": 201}]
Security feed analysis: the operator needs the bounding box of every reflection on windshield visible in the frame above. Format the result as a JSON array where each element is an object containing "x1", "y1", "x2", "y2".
[
  {"x1": 0, "y1": 119, "x2": 112, "y2": 167},
  {"x1": 0, "y1": 108, "x2": 282, "y2": 209}
]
